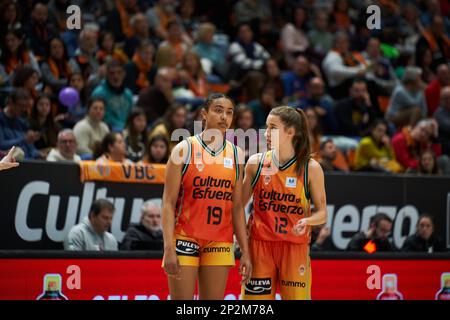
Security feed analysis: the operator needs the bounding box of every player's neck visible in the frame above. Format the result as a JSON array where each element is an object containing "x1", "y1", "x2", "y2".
[
  {"x1": 199, "y1": 131, "x2": 225, "y2": 152},
  {"x1": 276, "y1": 145, "x2": 296, "y2": 166}
]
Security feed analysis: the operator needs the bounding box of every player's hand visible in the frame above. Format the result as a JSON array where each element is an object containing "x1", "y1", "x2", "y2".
[
  {"x1": 163, "y1": 247, "x2": 181, "y2": 280},
  {"x1": 0, "y1": 146, "x2": 19, "y2": 171},
  {"x1": 239, "y1": 252, "x2": 252, "y2": 285},
  {"x1": 293, "y1": 218, "x2": 308, "y2": 236}
]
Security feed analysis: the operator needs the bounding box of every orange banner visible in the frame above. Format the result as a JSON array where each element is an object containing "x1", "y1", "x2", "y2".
[{"x1": 79, "y1": 161, "x2": 166, "y2": 184}]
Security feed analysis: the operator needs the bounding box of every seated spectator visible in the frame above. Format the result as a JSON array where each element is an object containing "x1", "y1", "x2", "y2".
[
  {"x1": 124, "y1": 13, "x2": 153, "y2": 59},
  {"x1": 178, "y1": 0, "x2": 199, "y2": 38},
  {"x1": 405, "y1": 149, "x2": 442, "y2": 175},
  {"x1": 354, "y1": 119, "x2": 403, "y2": 173},
  {"x1": 91, "y1": 60, "x2": 133, "y2": 131},
  {"x1": 322, "y1": 31, "x2": 367, "y2": 100},
  {"x1": 141, "y1": 134, "x2": 170, "y2": 164},
  {"x1": 64, "y1": 199, "x2": 118, "y2": 251},
  {"x1": 418, "y1": 47, "x2": 436, "y2": 84},
  {"x1": 434, "y1": 86, "x2": 450, "y2": 155},
  {"x1": 40, "y1": 37, "x2": 73, "y2": 93},
  {"x1": 23, "y1": 2, "x2": 58, "y2": 61},
  {"x1": 330, "y1": 0, "x2": 355, "y2": 33},
  {"x1": 233, "y1": 0, "x2": 270, "y2": 33},
  {"x1": 95, "y1": 132, "x2": 132, "y2": 164},
  {"x1": 393, "y1": 118, "x2": 450, "y2": 173},
  {"x1": 307, "y1": 11, "x2": 333, "y2": 58},
  {"x1": 177, "y1": 51, "x2": 209, "y2": 98},
  {"x1": 46, "y1": 129, "x2": 81, "y2": 163},
  {"x1": 228, "y1": 105, "x2": 255, "y2": 161},
  {"x1": 148, "y1": 104, "x2": 187, "y2": 152},
  {"x1": 1, "y1": 29, "x2": 40, "y2": 78},
  {"x1": 402, "y1": 214, "x2": 446, "y2": 252},
  {"x1": 155, "y1": 44, "x2": 178, "y2": 69},
  {"x1": 120, "y1": 200, "x2": 163, "y2": 250},
  {"x1": 311, "y1": 224, "x2": 334, "y2": 251},
  {"x1": 73, "y1": 98, "x2": 110, "y2": 157},
  {"x1": 299, "y1": 77, "x2": 337, "y2": 134},
  {"x1": 280, "y1": 5, "x2": 309, "y2": 69},
  {"x1": 305, "y1": 107, "x2": 321, "y2": 159},
  {"x1": 60, "y1": 72, "x2": 89, "y2": 128},
  {"x1": 335, "y1": 79, "x2": 376, "y2": 136},
  {"x1": 193, "y1": 22, "x2": 227, "y2": 80},
  {"x1": 11, "y1": 66, "x2": 40, "y2": 110},
  {"x1": 318, "y1": 139, "x2": 341, "y2": 172},
  {"x1": 124, "y1": 40, "x2": 157, "y2": 94},
  {"x1": 248, "y1": 85, "x2": 276, "y2": 129},
  {"x1": 29, "y1": 93, "x2": 59, "y2": 157},
  {"x1": 228, "y1": 23, "x2": 270, "y2": 81},
  {"x1": 416, "y1": 15, "x2": 450, "y2": 71},
  {"x1": 0, "y1": 1, "x2": 22, "y2": 36},
  {"x1": 262, "y1": 59, "x2": 285, "y2": 103},
  {"x1": 95, "y1": 31, "x2": 129, "y2": 66},
  {"x1": 282, "y1": 55, "x2": 320, "y2": 103},
  {"x1": 386, "y1": 66, "x2": 428, "y2": 129},
  {"x1": 426, "y1": 64, "x2": 450, "y2": 116},
  {"x1": 123, "y1": 108, "x2": 148, "y2": 162},
  {"x1": 159, "y1": 20, "x2": 191, "y2": 67},
  {"x1": 146, "y1": 0, "x2": 182, "y2": 41},
  {"x1": 0, "y1": 89, "x2": 41, "y2": 159},
  {"x1": 347, "y1": 213, "x2": 394, "y2": 252},
  {"x1": 137, "y1": 67, "x2": 175, "y2": 124},
  {"x1": 69, "y1": 26, "x2": 101, "y2": 88},
  {"x1": 105, "y1": 0, "x2": 139, "y2": 43}
]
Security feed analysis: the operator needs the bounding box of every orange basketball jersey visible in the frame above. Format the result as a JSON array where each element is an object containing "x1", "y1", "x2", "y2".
[
  {"x1": 174, "y1": 134, "x2": 239, "y2": 243},
  {"x1": 250, "y1": 150, "x2": 311, "y2": 244}
]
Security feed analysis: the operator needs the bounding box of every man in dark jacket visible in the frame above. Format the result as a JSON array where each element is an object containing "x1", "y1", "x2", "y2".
[
  {"x1": 402, "y1": 214, "x2": 446, "y2": 252},
  {"x1": 347, "y1": 213, "x2": 394, "y2": 252},
  {"x1": 120, "y1": 200, "x2": 163, "y2": 250}
]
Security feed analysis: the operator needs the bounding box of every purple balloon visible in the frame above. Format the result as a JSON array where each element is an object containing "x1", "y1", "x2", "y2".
[{"x1": 58, "y1": 87, "x2": 80, "y2": 108}]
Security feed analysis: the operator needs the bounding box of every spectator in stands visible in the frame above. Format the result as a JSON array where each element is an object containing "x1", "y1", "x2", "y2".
[
  {"x1": 354, "y1": 119, "x2": 403, "y2": 173},
  {"x1": 95, "y1": 32, "x2": 129, "y2": 66},
  {"x1": 0, "y1": 29, "x2": 40, "y2": 77},
  {"x1": 121, "y1": 200, "x2": 163, "y2": 250},
  {"x1": 282, "y1": 55, "x2": 321, "y2": 103},
  {"x1": 146, "y1": 0, "x2": 181, "y2": 41},
  {"x1": 0, "y1": 146, "x2": 19, "y2": 171},
  {"x1": 29, "y1": 93, "x2": 59, "y2": 158},
  {"x1": 177, "y1": 51, "x2": 209, "y2": 98},
  {"x1": 73, "y1": 98, "x2": 110, "y2": 157},
  {"x1": 137, "y1": 67, "x2": 175, "y2": 124},
  {"x1": 155, "y1": 44, "x2": 178, "y2": 69},
  {"x1": 434, "y1": 86, "x2": 450, "y2": 155},
  {"x1": 304, "y1": 108, "x2": 321, "y2": 159},
  {"x1": 262, "y1": 59, "x2": 285, "y2": 103},
  {"x1": 318, "y1": 139, "x2": 340, "y2": 172},
  {"x1": 193, "y1": 22, "x2": 227, "y2": 80},
  {"x1": 233, "y1": 0, "x2": 270, "y2": 38},
  {"x1": 46, "y1": 129, "x2": 81, "y2": 163},
  {"x1": 330, "y1": 0, "x2": 355, "y2": 33},
  {"x1": 308, "y1": 11, "x2": 333, "y2": 58},
  {"x1": 322, "y1": 31, "x2": 367, "y2": 100},
  {"x1": 228, "y1": 23, "x2": 270, "y2": 81},
  {"x1": 148, "y1": 104, "x2": 187, "y2": 152},
  {"x1": 123, "y1": 108, "x2": 148, "y2": 162},
  {"x1": 416, "y1": 15, "x2": 450, "y2": 71},
  {"x1": 417, "y1": 47, "x2": 436, "y2": 84},
  {"x1": 91, "y1": 60, "x2": 133, "y2": 131},
  {"x1": 280, "y1": 5, "x2": 309, "y2": 69},
  {"x1": 0, "y1": 1, "x2": 22, "y2": 36},
  {"x1": 95, "y1": 132, "x2": 132, "y2": 164},
  {"x1": 41, "y1": 38, "x2": 73, "y2": 93},
  {"x1": 178, "y1": 0, "x2": 199, "y2": 37},
  {"x1": 64, "y1": 199, "x2": 118, "y2": 251},
  {"x1": 402, "y1": 214, "x2": 446, "y2": 252},
  {"x1": 347, "y1": 213, "x2": 394, "y2": 252},
  {"x1": 62, "y1": 72, "x2": 89, "y2": 127},
  {"x1": 426, "y1": 64, "x2": 450, "y2": 116},
  {"x1": 159, "y1": 20, "x2": 191, "y2": 67},
  {"x1": 392, "y1": 118, "x2": 449, "y2": 173},
  {"x1": 141, "y1": 134, "x2": 169, "y2": 164},
  {"x1": 23, "y1": 2, "x2": 58, "y2": 61},
  {"x1": 229, "y1": 105, "x2": 255, "y2": 162},
  {"x1": 124, "y1": 13, "x2": 153, "y2": 59},
  {"x1": 105, "y1": 0, "x2": 139, "y2": 43},
  {"x1": 406, "y1": 149, "x2": 442, "y2": 175},
  {"x1": 335, "y1": 79, "x2": 376, "y2": 136},
  {"x1": 11, "y1": 67, "x2": 40, "y2": 112},
  {"x1": 248, "y1": 85, "x2": 276, "y2": 129},
  {"x1": 311, "y1": 224, "x2": 334, "y2": 251},
  {"x1": 0, "y1": 89, "x2": 41, "y2": 159},
  {"x1": 386, "y1": 66, "x2": 428, "y2": 129},
  {"x1": 299, "y1": 77, "x2": 337, "y2": 134},
  {"x1": 124, "y1": 41, "x2": 157, "y2": 94},
  {"x1": 69, "y1": 26, "x2": 101, "y2": 87}
]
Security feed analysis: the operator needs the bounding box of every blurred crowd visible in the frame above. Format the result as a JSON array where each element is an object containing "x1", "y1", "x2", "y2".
[{"x1": 0, "y1": 0, "x2": 449, "y2": 176}]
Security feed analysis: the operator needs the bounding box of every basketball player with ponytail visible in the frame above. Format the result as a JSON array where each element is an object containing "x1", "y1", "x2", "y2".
[{"x1": 241, "y1": 106, "x2": 327, "y2": 300}]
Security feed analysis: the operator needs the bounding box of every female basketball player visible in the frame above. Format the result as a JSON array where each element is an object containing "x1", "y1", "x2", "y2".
[
  {"x1": 162, "y1": 94, "x2": 252, "y2": 300},
  {"x1": 241, "y1": 106, "x2": 327, "y2": 300}
]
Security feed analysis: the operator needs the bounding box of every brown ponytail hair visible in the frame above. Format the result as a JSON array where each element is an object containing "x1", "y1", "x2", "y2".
[{"x1": 269, "y1": 106, "x2": 311, "y2": 176}]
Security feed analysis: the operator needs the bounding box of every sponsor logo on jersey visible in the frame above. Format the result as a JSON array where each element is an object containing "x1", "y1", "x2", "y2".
[
  {"x1": 286, "y1": 177, "x2": 297, "y2": 188},
  {"x1": 244, "y1": 278, "x2": 272, "y2": 295},
  {"x1": 224, "y1": 157, "x2": 233, "y2": 169},
  {"x1": 202, "y1": 246, "x2": 231, "y2": 253},
  {"x1": 175, "y1": 239, "x2": 200, "y2": 257},
  {"x1": 280, "y1": 280, "x2": 306, "y2": 288}
]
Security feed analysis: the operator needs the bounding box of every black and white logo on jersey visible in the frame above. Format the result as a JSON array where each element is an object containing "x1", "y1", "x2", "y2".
[
  {"x1": 175, "y1": 239, "x2": 200, "y2": 257},
  {"x1": 244, "y1": 278, "x2": 272, "y2": 295}
]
